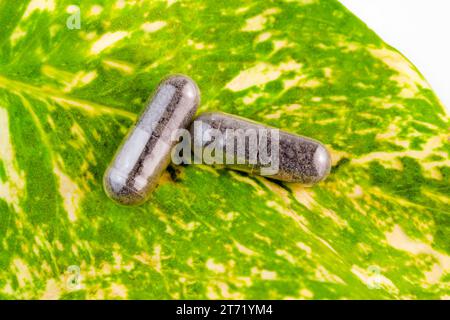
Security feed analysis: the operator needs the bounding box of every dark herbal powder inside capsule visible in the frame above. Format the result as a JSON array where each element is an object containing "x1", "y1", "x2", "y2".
[
  {"x1": 189, "y1": 112, "x2": 331, "y2": 185},
  {"x1": 103, "y1": 75, "x2": 200, "y2": 205}
]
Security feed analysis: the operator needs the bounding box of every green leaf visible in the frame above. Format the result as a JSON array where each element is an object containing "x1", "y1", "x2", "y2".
[{"x1": 0, "y1": 0, "x2": 448, "y2": 299}]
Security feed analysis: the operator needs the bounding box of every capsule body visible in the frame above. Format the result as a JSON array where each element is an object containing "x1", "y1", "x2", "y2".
[
  {"x1": 104, "y1": 75, "x2": 200, "y2": 205},
  {"x1": 190, "y1": 112, "x2": 331, "y2": 185}
]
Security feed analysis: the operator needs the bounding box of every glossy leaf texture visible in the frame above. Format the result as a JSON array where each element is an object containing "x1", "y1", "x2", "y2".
[{"x1": 0, "y1": 0, "x2": 448, "y2": 299}]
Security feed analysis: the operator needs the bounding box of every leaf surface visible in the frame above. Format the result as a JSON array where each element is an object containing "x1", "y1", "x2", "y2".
[{"x1": 0, "y1": 0, "x2": 448, "y2": 299}]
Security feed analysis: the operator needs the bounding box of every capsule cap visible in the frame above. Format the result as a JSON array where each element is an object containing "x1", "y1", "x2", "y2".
[
  {"x1": 104, "y1": 167, "x2": 146, "y2": 205},
  {"x1": 312, "y1": 144, "x2": 332, "y2": 183}
]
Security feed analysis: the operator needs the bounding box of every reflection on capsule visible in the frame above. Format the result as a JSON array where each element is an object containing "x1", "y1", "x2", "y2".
[
  {"x1": 104, "y1": 75, "x2": 200, "y2": 205},
  {"x1": 189, "y1": 112, "x2": 331, "y2": 185}
]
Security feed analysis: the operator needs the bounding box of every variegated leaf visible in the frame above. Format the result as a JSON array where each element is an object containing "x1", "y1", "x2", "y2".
[{"x1": 0, "y1": 0, "x2": 448, "y2": 299}]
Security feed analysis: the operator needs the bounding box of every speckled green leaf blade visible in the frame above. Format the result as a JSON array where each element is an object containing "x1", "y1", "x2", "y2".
[{"x1": 0, "y1": 0, "x2": 449, "y2": 299}]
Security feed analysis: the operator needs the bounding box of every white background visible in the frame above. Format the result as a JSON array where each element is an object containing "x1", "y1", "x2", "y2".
[{"x1": 339, "y1": 0, "x2": 450, "y2": 112}]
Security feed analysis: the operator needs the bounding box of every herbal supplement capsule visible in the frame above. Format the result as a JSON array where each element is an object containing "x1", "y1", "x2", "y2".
[
  {"x1": 190, "y1": 112, "x2": 331, "y2": 185},
  {"x1": 104, "y1": 75, "x2": 200, "y2": 205}
]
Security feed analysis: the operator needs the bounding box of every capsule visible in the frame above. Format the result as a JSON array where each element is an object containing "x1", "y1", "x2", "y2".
[
  {"x1": 190, "y1": 112, "x2": 331, "y2": 185},
  {"x1": 104, "y1": 75, "x2": 200, "y2": 205}
]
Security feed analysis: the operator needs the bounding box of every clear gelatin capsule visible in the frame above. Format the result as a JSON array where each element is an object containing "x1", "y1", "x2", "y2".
[
  {"x1": 190, "y1": 112, "x2": 331, "y2": 185},
  {"x1": 104, "y1": 75, "x2": 200, "y2": 205}
]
